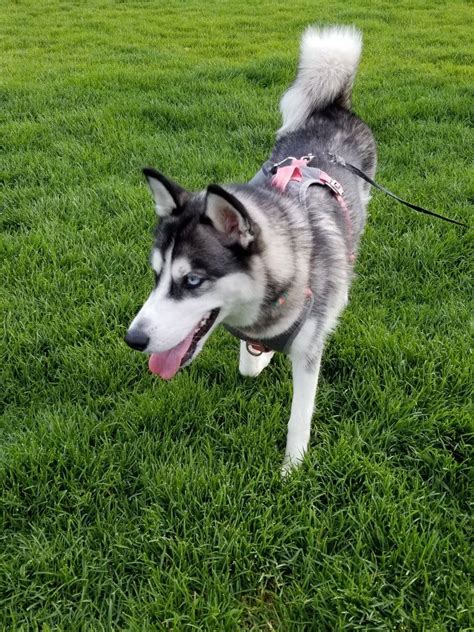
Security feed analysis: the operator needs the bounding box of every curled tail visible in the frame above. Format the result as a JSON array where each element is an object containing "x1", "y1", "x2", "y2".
[{"x1": 279, "y1": 26, "x2": 362, "y2": 134}]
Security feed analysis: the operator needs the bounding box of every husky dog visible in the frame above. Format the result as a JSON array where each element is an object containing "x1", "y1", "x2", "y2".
[{"x1": 125, "y1": 26, "x2": 377, "y2": 474}]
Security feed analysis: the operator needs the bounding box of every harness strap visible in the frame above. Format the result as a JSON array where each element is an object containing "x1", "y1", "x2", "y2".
[
  {"x1": 297, "y1": 170, "x2": 356, "y2": 262},
  {"x1": 271, "y1": 157, "x2": 307, "y2": 192},
  {"x1": 271, "y1": 157, "x2": 356, "y2": 263}
]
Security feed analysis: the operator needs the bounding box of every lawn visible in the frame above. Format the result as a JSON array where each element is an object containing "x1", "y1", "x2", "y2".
[{"x1": 1, "y1": 0, "x2": 472, "y2": 629}]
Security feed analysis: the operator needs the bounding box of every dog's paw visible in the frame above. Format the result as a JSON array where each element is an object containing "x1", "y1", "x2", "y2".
[
  {"x1": 239, "y1": 342, "x2": 274, "y2": 377},
  {"x1": 281, "y1": 452, "x2": 304, "y2": 478}
]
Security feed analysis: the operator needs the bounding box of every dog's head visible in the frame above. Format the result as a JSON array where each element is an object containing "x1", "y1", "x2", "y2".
[{"x1": 125, "y1": 168, "x2": 263, "y2": 379}]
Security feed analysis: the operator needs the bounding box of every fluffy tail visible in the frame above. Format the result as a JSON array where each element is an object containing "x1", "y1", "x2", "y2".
[{"x1": 279, "y1": 26, "x2": 362, "y2": 134}]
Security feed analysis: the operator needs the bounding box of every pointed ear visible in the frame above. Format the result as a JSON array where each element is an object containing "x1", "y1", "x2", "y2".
[
  {"x1": 205, "y1": 185, "x2": 257, "y2": 248},
  {"x1": 142, "y1": 167, "x2": 188, "y2": 217}
]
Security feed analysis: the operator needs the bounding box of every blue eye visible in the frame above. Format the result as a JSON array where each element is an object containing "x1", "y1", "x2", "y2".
[{"x1": 184, "y1": 273, "x2": 204, "y2": 289}]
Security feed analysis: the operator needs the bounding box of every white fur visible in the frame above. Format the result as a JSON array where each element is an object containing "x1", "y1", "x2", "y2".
[
  {"x1": 150, "y1": 249, "x2": 163, "y2": 275},
  {"x1": 130, "y1": 248, "x2": 264, "y2": 356},
  {"x1": 171, "y1": 257, "x2": 191, "y2": 280},
  {"x1": 282, "y1": 346, "x2": 323, "y2": 476},
  {"x1": 239, "y1": 341, "x2": 274, "y2": 377},
  {"x1": 146, "y1": 178, "x2": 176, "y2": 217},
  {"x1": 239, "y1": 191, "x2": 306, "y2": 289},
  {"x1": 279, "y1": 26, "x2": 362, "y2": 135},
  {"x1": 230, "y1": 191, "x2": 313, "y2": 340}
]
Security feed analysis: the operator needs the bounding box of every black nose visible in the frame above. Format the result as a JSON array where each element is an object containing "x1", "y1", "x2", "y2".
[{"x1": 124, "y1": 329, "x2": 150, "y2": 352}]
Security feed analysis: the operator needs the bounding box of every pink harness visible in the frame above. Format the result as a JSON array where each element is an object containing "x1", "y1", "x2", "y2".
[{"x1": 271, "y1": 156, "x2": 355, "y2": 263}]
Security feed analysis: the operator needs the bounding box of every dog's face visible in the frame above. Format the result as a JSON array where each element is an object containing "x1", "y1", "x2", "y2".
[{"x1": 125, "y1": 169, "x2": 261, "y2": 379}]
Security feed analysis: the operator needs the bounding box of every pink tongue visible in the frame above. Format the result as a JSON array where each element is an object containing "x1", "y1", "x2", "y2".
[{"x1": 148, "y1": 330, "x2": 195, "y2": 380}]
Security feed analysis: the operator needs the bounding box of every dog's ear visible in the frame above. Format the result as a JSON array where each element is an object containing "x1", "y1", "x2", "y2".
[
  {"x1": 205, "y1": 185, "x2": 257, "y2": 248},
  {"x1": 142, "y1": 167, "x2": 187, "y2": 217}
]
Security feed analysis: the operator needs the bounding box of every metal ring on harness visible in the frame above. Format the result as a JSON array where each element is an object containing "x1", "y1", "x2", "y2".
[{"x1": 246, "y1": 342, "x2": 265, "y2": 356}]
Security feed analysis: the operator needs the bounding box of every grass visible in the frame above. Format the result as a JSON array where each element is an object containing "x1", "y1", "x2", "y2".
[{"x1": 1, "y1": 0, "x2": 472, "y2": 629}]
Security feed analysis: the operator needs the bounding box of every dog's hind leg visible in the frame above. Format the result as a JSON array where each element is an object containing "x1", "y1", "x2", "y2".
[
  {"x1": 239, "y1": 341, "x2": 274, "y2": 377},
  {"x1": 281, "y1": 346, "x2": 323, "y2": 476}
]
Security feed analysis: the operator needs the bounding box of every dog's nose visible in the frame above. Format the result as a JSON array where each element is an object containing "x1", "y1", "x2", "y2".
[{"x1": 124, "y1": 329, "x2": 149, "y2": 352}]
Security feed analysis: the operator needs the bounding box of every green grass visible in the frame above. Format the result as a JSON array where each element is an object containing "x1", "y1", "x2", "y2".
[{"x1": 1, "y1": 0, "x2": 472, "y2": 629}]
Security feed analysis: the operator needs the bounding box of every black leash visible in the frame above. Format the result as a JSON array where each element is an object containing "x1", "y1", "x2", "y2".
[{"x1": 328, "y1": 153, "x2": 469, "y2": 229}]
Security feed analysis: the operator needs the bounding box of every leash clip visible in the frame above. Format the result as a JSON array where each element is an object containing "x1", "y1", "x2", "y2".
[
  {"x1": 271, "y1": 156, "x2": 297, "y2": 174},
  {"x1": 328, "y1": 152, "x2": 346, "y2": 167},
  {"x1": 271, "y1": 154, "x2": 314, "y2": 174}
]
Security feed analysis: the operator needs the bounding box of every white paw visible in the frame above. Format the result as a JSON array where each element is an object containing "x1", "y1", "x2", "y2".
[
  {"x1": 239, "y1": 341, "x2": 274, "y2": 377},
  {"x1": 281, "y1": 451, "x2": 304, "y2": 477}
]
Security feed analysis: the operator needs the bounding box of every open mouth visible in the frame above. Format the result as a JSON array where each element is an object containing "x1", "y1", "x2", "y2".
[{"x1": 148, "y1": 309, "x2": 220, "y2": 380}]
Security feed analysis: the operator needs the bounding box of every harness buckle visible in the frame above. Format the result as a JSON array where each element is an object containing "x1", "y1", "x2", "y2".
[
  {"x1": 328, "y1": 178, "x2": 344, "y2": 196},
  {"x1": 319, "y1": 171, "x2": 345, "y2": 197}
]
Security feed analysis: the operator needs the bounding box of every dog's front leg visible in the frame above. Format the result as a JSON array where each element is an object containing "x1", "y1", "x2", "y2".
[
  {"x1": 282, "y1": 347, "x2": 323, "y2": 476},
  {"x1": 239, "y1": 340, "x2": 274, "y2": 377}
]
